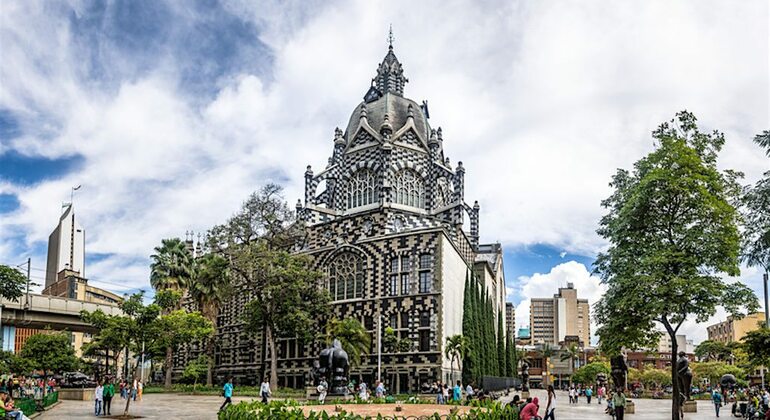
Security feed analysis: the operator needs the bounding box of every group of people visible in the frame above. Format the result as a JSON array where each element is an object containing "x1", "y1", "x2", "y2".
[
  {"x1": 508, "y1": 385, "x2": 628, "y2": 420},
  {"x1": 92, "y1": 379, "x2": 116, "y2": 416},
  {"x1": 0, "y1": 387, "x2": 30, "y2": 420},
  {"x1": 431, "y1": 380, "x2": 477, "y2": 404},
  {"x1": 0, "y1": 376, "x2": 56, "y2": 400},
  {"x1": 712, "y1": 386, "x2": 770, "y2": 419},
  {"x1": 568, "y1": 384, "x2": 603, "y2": 404}
]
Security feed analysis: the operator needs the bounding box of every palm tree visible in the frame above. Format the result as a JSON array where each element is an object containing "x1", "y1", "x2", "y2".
[
  {"x1": 189, "y1": 253, "x2": 231, "y2": 386},
  {"x1": 445, "y1": 335, "x2": 467, "y2": 384},
  {"x1": 323, "y1": 318, "x2": 371, "y2": 367},
  {"x1": 150, "y1": 237, "x2": 194, "y2": 388},
  {"x1": 150, "y1": 238, "x2": 194, "y2": 294},
  {"x1": 560, "y1": 344, "x2": 580, "y2": 384},
  {"x1": 537, "y1": 343, "x2": 557, "y2": 387}
]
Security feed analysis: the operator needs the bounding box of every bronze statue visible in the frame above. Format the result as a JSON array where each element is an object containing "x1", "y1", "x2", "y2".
[
  {"x1": 676, "y1": 351, "x2": 692, "y2": 402},
  {"x1": 596, "y1": 372, "x2": 607, "y2": 388},
  {"x1": 610, "y1": 354, "x2": 628, "y2": 392},
  {"x1": 520, "y1": 360, "x2": 530, "y2": 392},
  {"x1": 719, "y1": 373, "x2": 736, "y2": 395},
  {"x1": 313, "y1": 339, "x2": 350, "y2": 395}
]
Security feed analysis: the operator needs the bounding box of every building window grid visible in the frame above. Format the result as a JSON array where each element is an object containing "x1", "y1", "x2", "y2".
[
  {"x1": 394, "y1": 169, "x2": 425, "y2": 208},
  {"x1": 418, "y1": 254, "x2": 432, "y2": 293},
  {"x1": 347, "y1": 169, "x2": 377, "y2": 209},
  {"x1": 328, "y1": 252, "x2": 364, "y2": 301}
]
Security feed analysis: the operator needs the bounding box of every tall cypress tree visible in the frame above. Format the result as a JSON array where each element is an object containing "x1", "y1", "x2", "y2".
[
  {"x1": 497, "y1": 312, "x2": 506, "y2": 376},
  {"x1": 461, "y1": 272, "x2": 474, "y2": 384}
]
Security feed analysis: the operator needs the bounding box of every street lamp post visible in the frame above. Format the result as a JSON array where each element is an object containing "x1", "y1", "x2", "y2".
[{"x1": 377, "y1": 314, "x2": 382, "y2": 383}]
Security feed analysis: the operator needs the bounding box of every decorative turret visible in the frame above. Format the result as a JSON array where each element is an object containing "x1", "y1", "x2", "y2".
[
  {"x1": 470, "y1": 201, "x2": 480, "y2": 248},
  {"x1": 373, "y1": 28, "x2": 408, "y2": 96},
  {"x1": 304, "y1": 165, "x2": 314, "y2": 204},
  {"x1": 455, "y1": 161, "x2": 465, "y2": 202},
  {"x1": 380, "y1": 113, "x2": 393, "y2": 136}
]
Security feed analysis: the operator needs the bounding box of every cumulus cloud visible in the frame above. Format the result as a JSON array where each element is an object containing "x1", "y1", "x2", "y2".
[
  {"x1": 0, "y1": 0, "x2": 767, "y2": 301},
  {"x1": 514, "y1": 261, "x2": 607, "y2": 344}
]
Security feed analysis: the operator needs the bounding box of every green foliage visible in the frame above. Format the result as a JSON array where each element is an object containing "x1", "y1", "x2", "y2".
[
  {"x1": 694, "y1": 340, "x2": 736, "y2": 362},
  {"x1": 691, "y1": 361, "x2": 745, "y2": 386},
  {"x1": 496, "y1": 312, "x2": 505, "y2": 377},
  {"x1": 571, "y1": 361, "x2": 610, "y2": 385},
  {"x1": 741, "y1": 326, "x2": 770, "y2": 368},
  {"x1": 382, "y1": 326, "x2": 412, "y2": 353},
  {"x1": 740, "y1": 130, "x2": 770, "y2": 271},
  {"x1": 0, "y1": 264, "x2": 26, "y2": 301},
  {"x1": 322, "y1": 318, "x2": 371, "y2": 367},
  {"x1": 150, "y1": 238, "x2": 194, "y2": 293},
  {"x1": 596, "y1": 111, "x2": 759, "y2": 353},
  {"x1": 461, "y1": 270, "x2": 505, "y2": 384},
  {"x1": 445, "y1": 334, "x2": 467, "y2": 384},
  {"x1": 20, "y1": 332, "x2": 79, "y2": 374},
  {"x1": 182, "y1": 355, "x2": 209, "y2": 392},
  {"x1": 640, "y1": 368, "x2": 672, "y2": 389}
]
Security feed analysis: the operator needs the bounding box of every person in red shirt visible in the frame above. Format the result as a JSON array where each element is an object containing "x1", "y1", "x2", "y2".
[{"x1": 520, "y1": 396, "x2": 540, "y2": 420}]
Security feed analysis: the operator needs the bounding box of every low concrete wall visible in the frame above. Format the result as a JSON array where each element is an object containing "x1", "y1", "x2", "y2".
[{"x1": 59, "y1": 388, "x2": 94, "y2": 401}]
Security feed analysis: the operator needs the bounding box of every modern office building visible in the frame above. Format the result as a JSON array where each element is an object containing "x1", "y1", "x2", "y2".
[
  {"x1": 45, "y1": 204, "x2": 85, "y2": 288},
  {"x1": 182, "y1": 38, "x2": 507, "y2": 392},
  {"x1": 505, "y1": 302, "x2": 516, "y2": 338},
  {"x1": 529, "y1": 283, "x2": 590, "y2": 347},
  {"x1": 706, "y1": 312, "x2": 766, "y2": 344}
]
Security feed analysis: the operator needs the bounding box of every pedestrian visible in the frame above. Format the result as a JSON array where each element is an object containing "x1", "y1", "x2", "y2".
[
  {"x1": 132, "y1": 378, "x2": 137, "y2": 401},
  {"x1": 465, "y1": 382, "x2": 475, "y2": 403},
  {"x1": 260, "y1": 377, "x2": 271, "y2": 403},
  {"x1": 94, "y1": 380, "x2": 104, "y2": 416},
  {"x1": 544, "y1": 384, "x2": 556, "y2": 420},
  {"x1": 358, "y1": 382, "x2": 369, "y2": 401},
  {"x1": 375, "y1": 380, "x2": 385, "y2": 398},
  {"x1": 436, "y1": 381, "x2": 444, "y2": 404},
  {"x1": 712, "y1": 388, "x2": 723, "y2": 417},
  {"x1": 317, "y1": 377, "x2": 328, "y2": 404},
  {"x1": 219, "y1": 376, "x2": 234, "y2": 413},
  {"x1": 598, "y1": 385, "x2": 605, "y2": 404},
  {"x1": 453, "y1": 381, "x2": 462, "y2": 402},
  {"x1": 119, "y1": 380, "x2": 125, "y2": 399},
  {"x1": 569, "y1": 386, "x2": 575, "y2": 404},
  {"x1": 586, "y1": 386, "x2": 593, "y2": 404},
  {"x1": 137, "y1": 381, "x2": 143, "y2": 401},
  {"x1": 442, "y1": 383, "x2": 449, "y2": 403},
  {"x1": 612, "y1": 389, "x2": 627, "y2": 420},
  {"x1": 520, "y1": 396, "x2": 540, "y2": 420},
  {"x1": 103, "y1": 379, "x2": 115, "y2": 416}
]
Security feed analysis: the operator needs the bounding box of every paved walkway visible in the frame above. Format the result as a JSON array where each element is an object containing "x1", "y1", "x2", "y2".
[
  {"x1": 38, "y1": 390, "x2": 729, "y2": 419},
  {"x1": 503, "y1": 389, "x2": 726, "y2": 420}
]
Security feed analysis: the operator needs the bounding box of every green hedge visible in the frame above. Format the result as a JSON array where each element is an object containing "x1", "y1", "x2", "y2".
[{"x1": 15, "y1": 398, "x2": 36, "y2": 417}]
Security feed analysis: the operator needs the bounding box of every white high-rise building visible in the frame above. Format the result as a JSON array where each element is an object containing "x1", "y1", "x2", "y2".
[{"x1": 45, "y1": 204, "x2": 85, "y2": 287}]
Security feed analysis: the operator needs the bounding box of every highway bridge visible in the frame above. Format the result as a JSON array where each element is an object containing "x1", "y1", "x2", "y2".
[{"x1": 0, "y1": 294, "x2": 123, "y2": 334}]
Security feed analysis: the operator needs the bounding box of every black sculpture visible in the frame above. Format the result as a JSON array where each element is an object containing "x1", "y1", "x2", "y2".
[
  {"x1": 610, "y1": 354, "x2": 628, "y2": 392},
  {"x1": 596, "y1": 372, "x2": 608, "y2": 389},
  {"x1": 520, "y1": 361, "x2": 530, "y2": 392},
  {"x1": 719, "y1": 373, "x2": 736, "y2": 395},
  {"x1": 676, "y1": 352, "x2": 692, "y2": 402},
  {"x1": 312, "y1": 339, "x2": 350, "y2": 395}
]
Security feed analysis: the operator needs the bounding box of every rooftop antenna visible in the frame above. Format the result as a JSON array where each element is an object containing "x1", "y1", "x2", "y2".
[{"x1": 387, "y1": 24, "x2": 394, "y2": 50}]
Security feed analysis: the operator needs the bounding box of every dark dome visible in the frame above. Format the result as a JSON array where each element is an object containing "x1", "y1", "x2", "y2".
[{"x1": 344, "y1": 93, "x2": 430, "y2": 144}]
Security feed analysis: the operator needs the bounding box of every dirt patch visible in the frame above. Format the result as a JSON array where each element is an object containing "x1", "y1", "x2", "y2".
[
  {"x1": 301, "y1": 404, "x2": 475, "y2": 417},
  {"x1": 103, "y1": 415, "x2": 144, "y2": 419}
]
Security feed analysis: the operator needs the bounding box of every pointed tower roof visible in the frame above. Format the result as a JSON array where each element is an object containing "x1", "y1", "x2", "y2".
[{"x1": 372, "y1": 27, "x2": 408, "y2": 96}]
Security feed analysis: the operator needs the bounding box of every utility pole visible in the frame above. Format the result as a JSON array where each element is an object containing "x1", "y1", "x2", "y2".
[
  {"x1": 141, "y1": 340, "x2": 146, "y2": 383},
  {"x1": 25, "y1": 258, "x2": 31, "y2": 309},
  {"x1": 763, "y1": 272, "x2": 768, "y2": 328}
]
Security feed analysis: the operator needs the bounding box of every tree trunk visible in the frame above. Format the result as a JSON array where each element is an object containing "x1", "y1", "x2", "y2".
[
  {"x1": 206, "y1": 337, "x2": 214, "y2": 387},
  {"x1": 450, "y1": 355, "x2": 455, "y2": 384},
  {"x1": 164, "y1": 346, "x2": 173, "y2": 388},
  {"x1": 266, "y1": 324, "x2": 278, "y2": 391},
  {"x1": 669, "y1": 330, "x2": 680, "y2": 420}
]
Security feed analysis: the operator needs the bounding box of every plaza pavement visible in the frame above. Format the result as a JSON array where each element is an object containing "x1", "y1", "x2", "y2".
[{"x1": 37, "y1": 389, "x2": 729, "y2": 419}]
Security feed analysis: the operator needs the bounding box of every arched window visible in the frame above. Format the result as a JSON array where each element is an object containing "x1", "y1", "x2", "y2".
[
  {"x1": 347, "y1": 169, "x2": 377, "y2": 209},
  {"x1": 328, "y1": 252, "x2": 364, "y2": 300},
  {"x1": 394, "y1": 169, "x2": 425, "y2": 208}
]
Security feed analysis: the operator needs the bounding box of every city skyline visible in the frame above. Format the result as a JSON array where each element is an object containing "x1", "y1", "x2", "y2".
[{"x1": 1, "y1": 1, "x2": 768, "y2": 345}]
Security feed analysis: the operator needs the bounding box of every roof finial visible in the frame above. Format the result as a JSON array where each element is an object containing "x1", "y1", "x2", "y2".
[{"x1": 388, "y1": 25, "x2": 394, "y2": 50}]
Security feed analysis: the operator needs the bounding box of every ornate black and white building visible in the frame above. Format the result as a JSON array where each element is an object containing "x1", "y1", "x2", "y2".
[{"x1": 180, "y1": 40, "x2": 507, "y2": 393}]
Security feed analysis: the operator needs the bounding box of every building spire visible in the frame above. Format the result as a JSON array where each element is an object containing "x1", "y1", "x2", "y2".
[{"x1": 372, "y1": 26, "x2": 408, "y2": 96}]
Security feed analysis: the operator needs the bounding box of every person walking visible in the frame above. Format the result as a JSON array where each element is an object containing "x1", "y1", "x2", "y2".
[
  {"x1": 712, "y1": 388, "x2": 723, "y2": 417},
  {"x1": 612, "y1": 389, "x2": 627, "y2": 420},
  {"x1": 544, "y1": 385, "x2": 556, "y2": 420},
  {"x1": 375, "y1": 380, "x2": 385, "y2": 398},
  {"x1": 137, "y1": 381, "x2": 143, "y2": 401},
  {"x1": 317, "y1": 378, "x2": 328, "y2": 404},
  {"x1": 436, "y1": 381, "x2": 444, "y2": 404},
  {"x1": 465, "y1": 382, "x2": 475, "y2": 403},
  {"x1": 260, "y1": 377, "x2": 271, "y2": 403},
  {"x1": 453, "y1": 381, "x2": 462, "y2": 402},
  {"x1": 598, "y1": 385, "x2": 605, "y2": 404},
  {"x1": 442, "y1": 383, "x2": 449, "y2": 403},
  {"x1": 219, "y1": 377, "x2": 234, "y2": 413},
  {"x1": 586, "y1": 386, "x2": 593, "y2": 404},
  {"x1": 94, "y1": 381, "x2": 104, "y2": 416},
  {"x1": 569, "y1": 386, "x2": 575, "y2": 404},
  {"x1": 103, "y1": 379, "x2": 115, "y2": 416}
]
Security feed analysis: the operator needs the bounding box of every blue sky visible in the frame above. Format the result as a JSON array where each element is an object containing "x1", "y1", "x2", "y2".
[{"x1": 1, "y1": 0, "x2": 768, "y2": 343}]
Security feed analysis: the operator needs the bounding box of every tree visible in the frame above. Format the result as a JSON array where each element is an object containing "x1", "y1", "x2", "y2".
[
  {"x1": 382, "y1": 327, "x2": 412, "y2": 353},
  {"x1": 536, "y1": 343, "x2": 557, "y2": 387},
  {"x1": 741, "y1": 130, "x2": 770, "y2": 326},
  {"x1": 741, "y1": 327, "x2": 770, "y2": 368},
  {"x1": 560, "y1": 344, "x2": 580, "y2": 383},
  {"x1": 691, "y1": 361, "x2": 745, "y2": 387},
  {"x1": 445, "y1": 334, "x2": 467, "y2": 384},
  {"x1": 189, "y1": 253, "x2": 231, "y2": 386},
  {"x1": 322, "y1": 318, "x2": 371, "y2": 367},
  {"x1": 182, "y1": 355, "x2": 209, "y2": 394},
  {"x1": 150, "y1": 238, "x2": 194, "y2": 293},
  {"x1": 153, "y1": 309, "x2": 213, "y2": 389},
  {"x1": 593, "y1": 111, "x2": 759, "y2": 420},
  {"x1": 505, "y1": 336, "x2": 516, "y2": 378},
  {"x1": 641, "y1": 368, "x2": 672, "y2": 390},
  {"x1": 209, "y1": 184, "x2": 328, "y2": 390},
  {"x1": 694, "y1": 340, "x2": 733, "y2": 362},
  {"x1": 0, "y1": 264, "x2": 26, "y2": 301},
  {"x1": 20, "y1": 332, "x2": 79, "y2": 397},
  {"x1": 571, "y1": 361, "x2": 610, "y2": 386},
  {"x1": 496, "y1": 312, "x2": 506, "y2": 376}
]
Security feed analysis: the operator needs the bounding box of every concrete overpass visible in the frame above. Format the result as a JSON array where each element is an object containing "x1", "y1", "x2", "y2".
[{"x1": 0, "y1": 294, "x2": 123, "y2": 334}]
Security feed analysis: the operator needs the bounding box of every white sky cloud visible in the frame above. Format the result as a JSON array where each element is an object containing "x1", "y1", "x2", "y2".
[{"x1": 0, "y1": 1, "x2": 767, "y2": 320}]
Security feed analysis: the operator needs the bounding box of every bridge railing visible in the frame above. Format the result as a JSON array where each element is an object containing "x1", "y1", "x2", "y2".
[{"x1": 0, "y1": 294, "x2": 123, "y2": 316}]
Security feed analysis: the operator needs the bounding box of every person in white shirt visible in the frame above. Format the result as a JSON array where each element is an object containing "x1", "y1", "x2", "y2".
[
  {"x1": 465, "y1": 383, "x2": 474, "y2": 402},
  {"x1": 94, "y1": 381, "x2": 104, "y2": 416},
  {"x1": 260, "y1": 378, "x2": 271, "y2": 403}
]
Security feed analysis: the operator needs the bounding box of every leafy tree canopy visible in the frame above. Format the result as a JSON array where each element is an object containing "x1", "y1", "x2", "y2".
[
  {"x1": 571, "y1": 361, "x2": 610, "y2": 385},
  {"x1": 0, "y1": 264, "x2": 26, "y2": 302},
  {"x1": 20, "y1": 332, "x2": 79, "y2": 374},
  {"x1": 321, "y1": 318, "x2": 371, "y2": 367},
  {"x1": 741, "y1": 327, "x2": 770, "y2": 368}
]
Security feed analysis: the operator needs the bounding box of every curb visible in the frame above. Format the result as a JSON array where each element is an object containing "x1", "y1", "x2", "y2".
[{"x1": 30, "y1": 401, "x2": 61, "y2": 419}]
